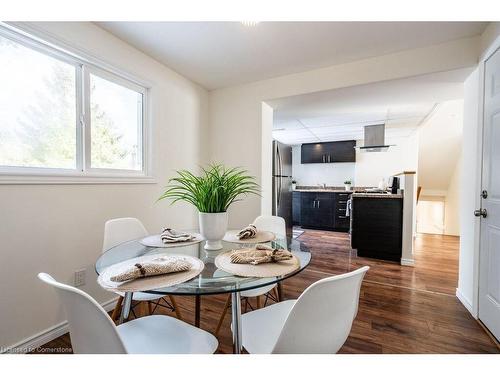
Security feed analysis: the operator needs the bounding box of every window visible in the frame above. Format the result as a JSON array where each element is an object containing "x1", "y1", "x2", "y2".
[{"x1": 0, "y1": 25, "x2": 150, "y2": 182}]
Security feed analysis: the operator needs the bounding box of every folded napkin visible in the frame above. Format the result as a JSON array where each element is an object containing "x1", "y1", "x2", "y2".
[
  {"x1": 160, "y1": 228, "x2": 194, "y2": 243},
  {"x1": 237, "y1": 224, "x2": 257, "y2": 240},
  {"x1": 230, "y1": 244, "x2": 293, "y2": 265},
  {"x1": 110, "y1": 256, "x2": 191, "y2": 282}
]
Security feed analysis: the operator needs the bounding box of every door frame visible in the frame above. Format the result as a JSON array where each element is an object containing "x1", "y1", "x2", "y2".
[{"x1": 468, "y1": 36, "x2": 500, "y2": 319}]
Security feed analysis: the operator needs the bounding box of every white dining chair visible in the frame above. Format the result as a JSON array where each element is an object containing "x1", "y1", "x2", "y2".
[
  {"x1": 103, "y1": 217, "x2": 182, "y2": 321},
  {"x1": 215, "y1": 215, "x2": 285, "y2": 335},
  {"x1": 38, "y1": 273, "x2": 218, "y2": 354},
  {"x1": 240, "y1": 266, "x2": 369, "y2": 353}
]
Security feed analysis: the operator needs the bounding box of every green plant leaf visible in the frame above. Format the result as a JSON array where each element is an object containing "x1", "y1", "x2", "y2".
[{"x1": 157, "y1": 163, "x2": 260, "y2": 213}]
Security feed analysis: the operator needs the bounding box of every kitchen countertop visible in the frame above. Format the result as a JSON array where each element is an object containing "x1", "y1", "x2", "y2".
[
  {"x1": 294, "y1": 188, "x2": 354, "y2": 193},
  {"x1": 293, "y1": 187, "x2": 403, "y2": 198},
  {"x1": 294, "y1": 186, "x2": 366, "y2": 193},
  {"x1": 351, "y1": 192, "x2": 403, "y2": 199}
]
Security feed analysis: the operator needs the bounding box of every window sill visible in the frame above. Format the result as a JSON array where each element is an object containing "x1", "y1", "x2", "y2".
[{"x1": 0, "y1": 174, "x2": 157, "y2": 185}]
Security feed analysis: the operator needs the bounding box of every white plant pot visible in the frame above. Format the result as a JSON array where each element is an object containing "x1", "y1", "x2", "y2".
[
  {"x1": 345, "y1": 184, "x2": 351, "y2": 191},
  {"x1": 199, "y1": 212, "x2": 228, "y2": 250}
]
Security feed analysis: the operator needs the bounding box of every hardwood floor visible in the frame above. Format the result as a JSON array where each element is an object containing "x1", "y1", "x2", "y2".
[{"x1": 35, "y1": 231, "x2": 499, "y2": 354}]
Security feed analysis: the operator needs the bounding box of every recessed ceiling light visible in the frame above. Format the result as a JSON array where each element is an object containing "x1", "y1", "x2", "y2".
[{"x1": 241, "y1": 21, "x2": 260, "y2": 27}]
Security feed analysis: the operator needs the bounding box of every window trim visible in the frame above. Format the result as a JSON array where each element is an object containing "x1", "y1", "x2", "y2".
[{"x1": 0, "y1": 23, "x2": 154, "y2": 185}]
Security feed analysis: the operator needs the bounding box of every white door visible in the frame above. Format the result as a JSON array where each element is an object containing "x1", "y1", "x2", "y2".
[{"x1": 479, "y1": 47, "x2": 500, "y2": 341}]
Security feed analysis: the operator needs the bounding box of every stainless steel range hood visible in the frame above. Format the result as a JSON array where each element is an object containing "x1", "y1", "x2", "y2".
[{"x1": 356, "y1": 124, "x2": 394, "y2": 152}]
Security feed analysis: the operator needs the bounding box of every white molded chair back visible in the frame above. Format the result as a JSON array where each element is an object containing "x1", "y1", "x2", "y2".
[
  {"x1": 38, "y1": 273, "x2": 126, "y2": 354},
  {"x1": 272, "y1": 266, "x2": 369, "y2": 353},
  {"x1": 102, "y1": 217, "x2": 148, "y2": 252},
  {"x1": 252, "y1": 215, "x2": 286, "y2": 237}
]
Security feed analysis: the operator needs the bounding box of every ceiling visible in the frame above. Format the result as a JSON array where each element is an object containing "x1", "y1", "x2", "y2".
[
  {"x1": 269, "y1": 68, "x2": 471, "y2": 145},
  {"x1": 96, "y1": 22, "x2": 487, "y2": 90}
]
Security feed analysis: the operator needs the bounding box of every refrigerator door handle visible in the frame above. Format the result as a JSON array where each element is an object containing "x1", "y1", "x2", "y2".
[
  {"x1": 277, "y1": 176, "x2": 281, "y2": 209},
  {"x1": 279, "y1": 146, "x2": 283, "y2": 177}
]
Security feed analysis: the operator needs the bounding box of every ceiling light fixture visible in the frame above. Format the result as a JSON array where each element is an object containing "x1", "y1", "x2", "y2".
[{"x1": 241, "y1": 21, "x2": 260, "y2": 27}]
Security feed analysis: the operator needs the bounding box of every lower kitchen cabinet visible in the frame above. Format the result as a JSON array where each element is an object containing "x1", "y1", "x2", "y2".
[
  {"x1": 298, "y1": 191, "x2": 351, "y2": 231},
  {"x1": 334, "y1": 192, "x2": 350, "y2": 231},
  {"x1": 350, "y1": 197, "x2": 403, "y2": 262},
  {"x1": 300, "y1": 192, "x2": 334, "y2": 229},
  {"x1": 292, "y1": 192, "x2": 301, "y2": 225}
]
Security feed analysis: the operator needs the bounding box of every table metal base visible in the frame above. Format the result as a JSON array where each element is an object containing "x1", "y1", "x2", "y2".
[
  {"x1": 231, "y1": 291, "x2": 242, "y2": 354},
  {"x1": 119, "y1": 291, "x2": 133, "y2": 324}
]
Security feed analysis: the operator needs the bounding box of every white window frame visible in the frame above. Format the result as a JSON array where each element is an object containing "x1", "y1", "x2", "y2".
[{"x1": 0, "y1": 23, "x2": 154, "y2": 184}]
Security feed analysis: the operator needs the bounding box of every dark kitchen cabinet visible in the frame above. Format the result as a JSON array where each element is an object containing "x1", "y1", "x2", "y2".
[
  {"x1": 301, "y1": 143, "x2": 327, "y2": 163},
  {"x1": 292, "y1": 191, "x2": 301, "y2": 225},
  {"x1": 350, "y1": 197, "x2": 403, "y2": 262},
  {"x1": 300, "y1": 192, "x2": 334, "y2": 229},
  {"x1": 301, "y1": 140, "x2": 356, "y2": 164},
  {"x1": 298, "y1": 191, "x2": 352, "y2": 231},
  {"x1": 333, "y1": 192, "x2": 351, "y2": 231}
]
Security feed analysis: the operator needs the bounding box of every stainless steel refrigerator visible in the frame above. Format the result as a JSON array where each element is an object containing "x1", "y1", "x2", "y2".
[{"x1": 272, "y1": 140, "x2": 293, "y2": 236}]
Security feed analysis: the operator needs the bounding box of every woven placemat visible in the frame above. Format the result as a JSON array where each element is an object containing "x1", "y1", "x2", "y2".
[
  {"x1": 214, "y1": 250, "x2": 300, "y2": 277},
  {"x1": 139, "y1": 233, "x2": 203, "y2": 248},
  {"x1": 223, "y1": 230, "x2": 276, "y2": 244},
  {"x1": 98, "y1": 253, "x2": 204, "y2": 293}
]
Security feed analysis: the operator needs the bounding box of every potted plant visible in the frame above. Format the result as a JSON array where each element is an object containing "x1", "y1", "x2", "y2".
[
  {"x1": 158, "y1": 164, "x2": 260, "y2": 250},
  {"x1": 344, "y1": 179, "x2": 352, "y2": 191}
]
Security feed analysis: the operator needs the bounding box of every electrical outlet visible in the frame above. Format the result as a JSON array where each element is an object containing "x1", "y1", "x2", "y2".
[{"x1": 74, "y1": 269, "x2": 86, "y2": 287}]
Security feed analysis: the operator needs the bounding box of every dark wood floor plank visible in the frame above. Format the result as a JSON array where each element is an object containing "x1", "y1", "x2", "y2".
[{"x1": 33, "y1": 231, "x2": 499, "y2": 354}]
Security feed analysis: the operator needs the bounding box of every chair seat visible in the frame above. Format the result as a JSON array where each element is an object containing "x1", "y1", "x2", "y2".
[
  {"x1": 240, "y1": 283, "x2": 275, "y2": 298},
  {"x1": 241, "y1": 299, "x2": 296, "y2": 354},
  {"x1": 116, "y1": 291, "x2": 166, "y2": 301},
  {"x1": 117, "y1": 315, "x2": 218, "y2": 354}
]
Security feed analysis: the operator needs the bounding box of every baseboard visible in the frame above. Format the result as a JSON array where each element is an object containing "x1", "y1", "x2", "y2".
[
  {"x1": 1, "y1": 297, "x2": 118, "y2": 354},
  {"x1": 400, "y1": 258, "x2": 415, "y2": 266},
  {"x1": 456, "y1": 288, "x2": 477, "y2": 318}
]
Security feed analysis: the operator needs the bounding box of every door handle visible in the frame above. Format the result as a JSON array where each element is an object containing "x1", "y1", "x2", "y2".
[
  {"x1": 474, "y1": 208, "x2": 487, "y2": 218},
  {"x1": 322, "y1": 155, "x2": 325, "y2": 163},
  {"x1": 317, "y1": 200, "x2": 320, "y2": 208}
]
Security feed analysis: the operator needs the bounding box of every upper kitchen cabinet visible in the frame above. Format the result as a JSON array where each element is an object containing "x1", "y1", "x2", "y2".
[{"x1": 301, "y1": 140, "x2": 356, "y2": 163}]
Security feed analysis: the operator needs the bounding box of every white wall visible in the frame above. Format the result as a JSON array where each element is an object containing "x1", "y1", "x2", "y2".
[
  {"x1": 261, "y1": 103, "x2": 274, "y2": 215},
  {"x1": 208, "y1": 37, "x2": 480, "y2": 228},
  {"x1": 417, "y1": 100, "x2": 464, "y2": 191},
  {"x1": 0, "y1": 22, "x2": 209, "y2": 350},
  {"x1": 444, "y1": 155, "x2": 462, "y2": 236},
  {"x1": 457, "y1": 69, "x2": 482, "y2": 316},
  {"x1": 354, "y1": 134, "x2": 419, "y2": 187},
  {"x1": 291, "y1": 145, "x2": 355, "y2": 186},
  {"x1": 291, "y1": 134, "x2": 418, "y2": 188}
]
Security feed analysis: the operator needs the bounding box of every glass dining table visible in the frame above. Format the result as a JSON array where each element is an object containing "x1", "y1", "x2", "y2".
[{"x1": 95, "y1": 233, "x2": 311, "y2": 353}]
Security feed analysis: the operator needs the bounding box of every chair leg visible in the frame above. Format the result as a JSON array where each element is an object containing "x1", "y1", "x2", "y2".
[
  {"x1": 111, "y1": 296, "x2": 124, "y2": 322},
  {"x1": 215, "y1": 294, "x2": 231, "y2": 336},
  {"x1": 147, "y1": 301, "x2": 153, "y2": 315},
  {"x1": 169, "y1": 296, "x2": 182, "y2": 320},
  {"x1": 275, "y1": 284, "x2": 282, "y2": 302},
  {"x1": 256, "y1": 295, "x2": 262, "y2": 309}
]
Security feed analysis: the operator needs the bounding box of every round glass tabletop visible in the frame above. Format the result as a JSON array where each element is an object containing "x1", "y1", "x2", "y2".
[{"x1": 95, "y1": 233, "x2": 311, "y2": 296}]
